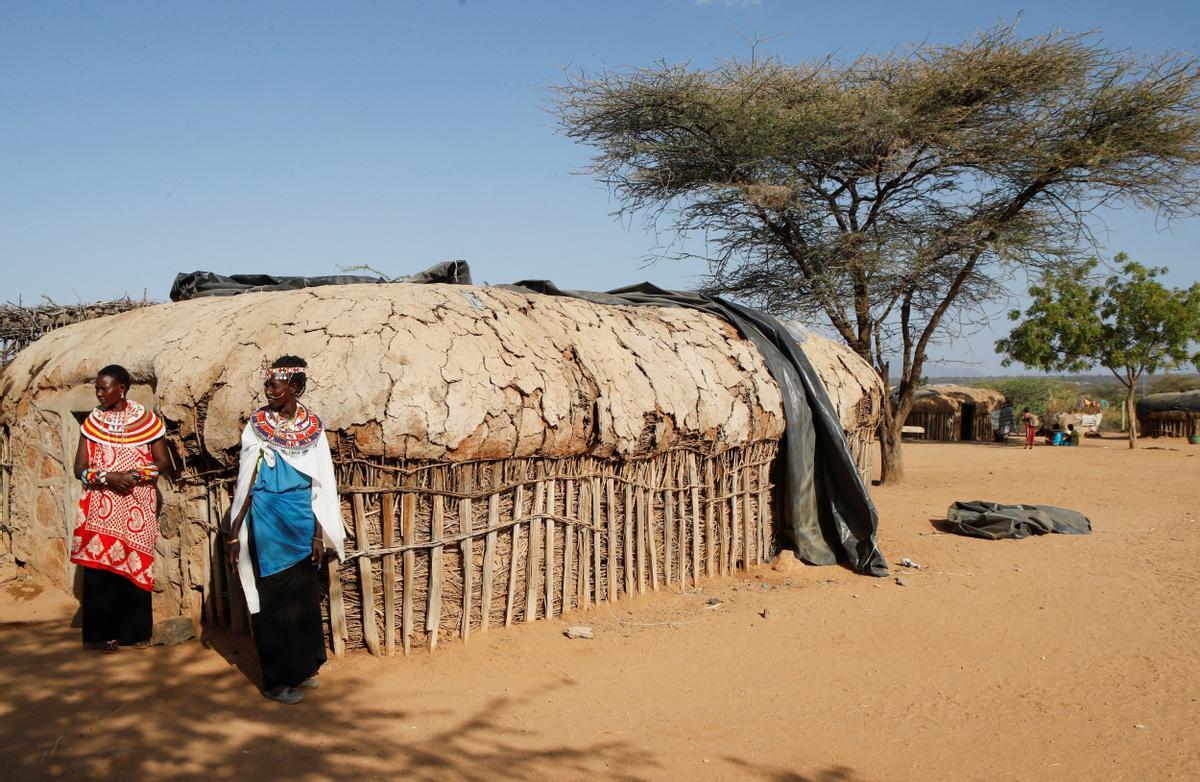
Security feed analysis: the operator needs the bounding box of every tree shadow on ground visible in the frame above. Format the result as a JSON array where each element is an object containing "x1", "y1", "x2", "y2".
[
  {"x1": 724, "y1": 757, "x2": 871, "y2": 781},
  {"x1": 0, "y1": 619, "x2": 658, "y2": 781}
]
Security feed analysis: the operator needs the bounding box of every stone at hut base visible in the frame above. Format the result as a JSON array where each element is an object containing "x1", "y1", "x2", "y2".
[
  {"x1": 564, "y1": 626, "x2": 594, "y2": 640},
  {"x1": 152, "y1": 616, "x2": 195, "y2": 646},
  {"x1": 771, "y1": 550, "x2": 802, "y2": 573}
]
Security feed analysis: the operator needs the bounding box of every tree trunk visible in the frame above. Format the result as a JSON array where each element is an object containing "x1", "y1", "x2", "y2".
[
  {"x1": 1126, "y1": 387, "x2": 1138, "y2": 450},
  {"x1": 878, "y1": 402, "x2": 905, "y2": 485}
]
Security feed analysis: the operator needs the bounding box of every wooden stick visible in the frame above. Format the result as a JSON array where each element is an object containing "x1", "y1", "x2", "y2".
[
  {"x1": 380, "y1": 492, "x2": 397, "y2": 656},
  {"x1": 742, "y1": 460, "x2": 755, "y2": 568},
  {"x1": 704, "y1": 457, "x2": 716, "y2": 577},
  {"x1": 635, "y1": 465, "x2": 647, "y2": 595},
  {"x1": 715, "y1": 459, "x2": 728, "y2": 575},
  {"x1": 574, "y1": 478, "x2": 586, "y2": 610},
  {"x1": 677, "y1": 461, "x2": 688, "y2": 588},
  {"x1": 525, "y1": 478, "x2": 543, "y2": 622},
  {"x1": 459, "y1": 467, "x2": 474, "y2": 643},
  {"x1": 624, "y1": 480, "x2": 634, "y2": 597},
  {"x1": 606, "y1": 477, "x2": 617, "y2": 603},
  {"x1": 327, "y1": 557, "x2": 347, "y2": 657},
  {"x1": 505, "y1": 481, "x2": 524, "y2": 627},
  {"x1": 646, "y1": 462, "x2": 659, "y2": 591},
  {"x1": 427, "y1": 470, "x2": 444, "y2": 651},
  {"x1": 352, "y1": 494, "x2": 380, "y2": 655},
  {"x1": 545, "y1": 478, "x2": 557, "y2": 619},
  {"x1": 401, "y1": 490, "x2": 416, "y2": 656},
  {"x1": 592, "y1": 477, "x2": 602, "y2": 605},
  {"x1": 561, "y1": 477, "x2": 576, "y2": 611},
  {"x1": 689, "y1": 454, "x2": 700, "y2": 588},
  {"x1": 757, "y1": 461, "x2": 769, "y2": 563},
  {"x1": 729, "y1": 454, "x2": 740, "y2": 573},
  {"x1": 481, "y1": 489, "x2": 498, "y2": 633},
  {"x1": 663, "y1": 453, "x2": 674, "y2": 587}
]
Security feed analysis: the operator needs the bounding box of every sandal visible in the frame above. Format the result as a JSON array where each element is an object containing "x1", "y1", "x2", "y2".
[
  {"x1": 264, "y1": 686, "x2": 304, "y2": 705},
  {"x1": 100, "y1": 640, "x2": 119, "y2": 654},
  {"x1": 297, "y1": 677, "x2": 320, "y2": 690},
  {"x1": 131, "y1": 640, "x2": 151, "y2": 650}
]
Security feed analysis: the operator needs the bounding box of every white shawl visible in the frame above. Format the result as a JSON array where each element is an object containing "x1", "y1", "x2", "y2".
[{"x1": 229, "y1": 421, "x2": 346, "y2": 614}]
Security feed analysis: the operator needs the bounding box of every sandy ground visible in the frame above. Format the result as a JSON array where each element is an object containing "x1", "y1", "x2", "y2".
[{"x1": 2, "y1": 436, "x2": 1198, "y2": 781}]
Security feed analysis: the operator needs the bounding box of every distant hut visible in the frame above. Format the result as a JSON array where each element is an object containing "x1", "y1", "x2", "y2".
[
  {"x1": 1136, "y1": 391, "x2": 1200, "y2": 438},
  {"x1": 0, "y1": 283, "x2": 875, "y2": 654},
  {"x1": 903, "y1": 384, "x2": 1006, "y2": 442}
]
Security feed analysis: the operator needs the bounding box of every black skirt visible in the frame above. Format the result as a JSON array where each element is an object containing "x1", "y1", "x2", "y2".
[
  {"x1": 81, "y1": 566, "x2": 153, "y2": 645},
  {"x1": 251, "y1": 556, "x2": 327, "y2": 692}
]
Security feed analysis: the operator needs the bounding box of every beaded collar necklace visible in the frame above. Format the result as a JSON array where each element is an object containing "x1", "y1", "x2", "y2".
[{"x1": 250, "y1": 402, "x2": 324, "y2": 454}]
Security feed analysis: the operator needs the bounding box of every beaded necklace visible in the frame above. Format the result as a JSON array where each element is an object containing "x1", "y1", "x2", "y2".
[
  {"x1": 93, "y1": 402, "x2": 133, "y2": 438},
  {"x1": 250, "y1": 402, "x2": 324, "y2": 453}
]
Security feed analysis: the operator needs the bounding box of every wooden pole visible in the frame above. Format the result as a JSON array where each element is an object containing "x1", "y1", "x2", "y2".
[
  {"x1": 401, "y1": 489, "x2": 416, "y2": 656},
  {"x1": 352, "y1": 494, "x2": 380, "y2": 655},
  {"x1": 677, "y1": 459, "x2": 687, "y2": 588},
  {"x1": 623, "y1": 479, "x2": 634, "y2": 597},
  {"x1": 757, "y1": 461, "x2": 769, "y2": 563},
  {"x1": 525, "y1": 478, "x2": 543, "y2": 622},
  {"x1": 607, "y1": 477, "x2": 618, "y2": 602},
  {"x1": 545, "y1": 478, "x2": 556, "y2": 620},
  {"x1": 380, "y1": 492, "x2": 397, "y2": 656},
  {"x1": 742, "y1": 462, "x2": 755, "y2": 568},
  {"x1": 592, "y1": 475, "x2": 602, "y2": 605},
  {"x1": 427, "y1": 470, "x2": 445, "y2": 651},
  {"x1": 663, "y1": 453, "x2": 674, "y2": 587},
  {"x1": 481, "y1": 488, "x2": 498, "y2": 633},
  {"x1": 563, "y1": 477, "x2": 575, "y2": 613},
  {"x1": 505, "y1": 481, "x2": 523, "y2": 627},
  {"x1": 701, "y1": 457, "x2": 713, "y2": 577},
  {"x1": 327, "y1": 557, "x2": 347, "y2": 657},
  {"x1": 689, "y1": 454, "x2": 701, "y2": 586},
  {"x1": 459, "y1": 466, "x2": 474, "y2": 642}
]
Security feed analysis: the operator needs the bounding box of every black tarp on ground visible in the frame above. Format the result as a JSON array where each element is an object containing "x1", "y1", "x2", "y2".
[
  {"x1": 947, "y1": 500, "x2": 1092, "y2": 540},
  {"x1": 170, "y1": 264, "x2": 887, "y2": 576}
]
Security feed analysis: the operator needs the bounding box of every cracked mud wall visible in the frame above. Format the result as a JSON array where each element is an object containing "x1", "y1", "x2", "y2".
[
  {"x1": 0, "y1": 283, "x2": 790, "y2": 603},
  {"x1": 1, "y1": 284, "x2": 786, "y2": 465}
]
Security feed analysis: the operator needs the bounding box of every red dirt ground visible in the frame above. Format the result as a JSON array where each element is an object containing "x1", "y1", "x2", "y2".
[{"x1": 2, "y1": 436, "x2": 1198, "y2": 781}]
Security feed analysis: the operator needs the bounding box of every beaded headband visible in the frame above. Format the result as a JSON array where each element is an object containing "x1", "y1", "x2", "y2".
[{"x1": 255, "y1": 358, "x2": 308, "y2": 382}]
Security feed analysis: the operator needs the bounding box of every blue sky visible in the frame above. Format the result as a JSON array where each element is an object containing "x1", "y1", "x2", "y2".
[{"x1": 2, "y1": 1, "x2": 1198, "y2": 373}]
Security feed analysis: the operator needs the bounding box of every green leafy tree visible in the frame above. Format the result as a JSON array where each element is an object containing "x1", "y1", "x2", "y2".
[
  {"x1": 554, "y1": 24, "x2": 1200, "y2": 482},
  {"x1": 977, "y1": 377, "x2": 1080, "y2": 420},
  {"x1": 997, "y1": 256, "x2": 1200, "y2": 448}
]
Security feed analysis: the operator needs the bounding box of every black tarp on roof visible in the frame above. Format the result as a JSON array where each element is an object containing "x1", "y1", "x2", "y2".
[{"x1": 1136, "y1": 390, "x2": 1200, "y2": 415}]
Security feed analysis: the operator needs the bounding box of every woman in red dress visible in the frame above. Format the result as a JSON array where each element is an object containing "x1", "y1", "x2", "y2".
[{"x1": 70, "y1": 365, "x2": 172, "y2": 652}]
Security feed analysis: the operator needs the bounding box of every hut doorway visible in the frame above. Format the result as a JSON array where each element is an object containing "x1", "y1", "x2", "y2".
[{"x1": 960, "y1": 404, "x2": 977, "y2": 441}]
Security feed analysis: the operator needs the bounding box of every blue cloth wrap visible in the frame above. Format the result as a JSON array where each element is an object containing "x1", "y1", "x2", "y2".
[{"x1": 250, "y1": 456, "x2": 316, "y2": 577}]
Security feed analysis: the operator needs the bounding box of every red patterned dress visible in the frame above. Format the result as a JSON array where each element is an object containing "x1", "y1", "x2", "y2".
[{"x1": 70, "y1": 400, "x2": 165, "y2": 590}]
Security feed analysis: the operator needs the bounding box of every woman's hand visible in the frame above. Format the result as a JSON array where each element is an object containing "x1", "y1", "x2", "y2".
[
  {"x1": 106, "y1": 471, "x2": 138, "y2": 495},
  {"x1": 311, "y1": 535, "x2": 325, "y2": 567},
  {"x1": 225, "y1": 538, "x2": 240, "y2": 569}
]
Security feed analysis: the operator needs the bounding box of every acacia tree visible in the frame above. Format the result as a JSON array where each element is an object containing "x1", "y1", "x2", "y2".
[
  {"x1": 997, "y1": 256, "x2": 1200, "y2": 449},
  {"x1": 553, "y1": 25, "x2": 1200, "y2": 482}
]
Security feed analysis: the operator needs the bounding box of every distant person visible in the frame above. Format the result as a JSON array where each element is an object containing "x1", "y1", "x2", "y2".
[
  {"x1": 1022, "y1": 407, "x2": 1038, "y2": 449},
  {"x1": 226, "y1": 356, "x2": 345, "y2": 704},
  {"x1": 1068, "y1": 423, "x2": 1082, "y2": 446},
  {"x1": 71, "y1": 365, "x2": 171, "y2": 653}
]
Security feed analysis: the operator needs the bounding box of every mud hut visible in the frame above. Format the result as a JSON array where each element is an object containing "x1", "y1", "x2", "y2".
[
  {"x1": 783, "y1": 324, "x2": 884, "y2": 476},
  {"x1": 1136, "y1": 391, "x2": 1200, "y2": 438},
  {"x1": 0, "y1": 282, "x2": 884, "y2": 655},
  {"x1": 903, "y1": 385, "x2": 1006, "y2": 442}
]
